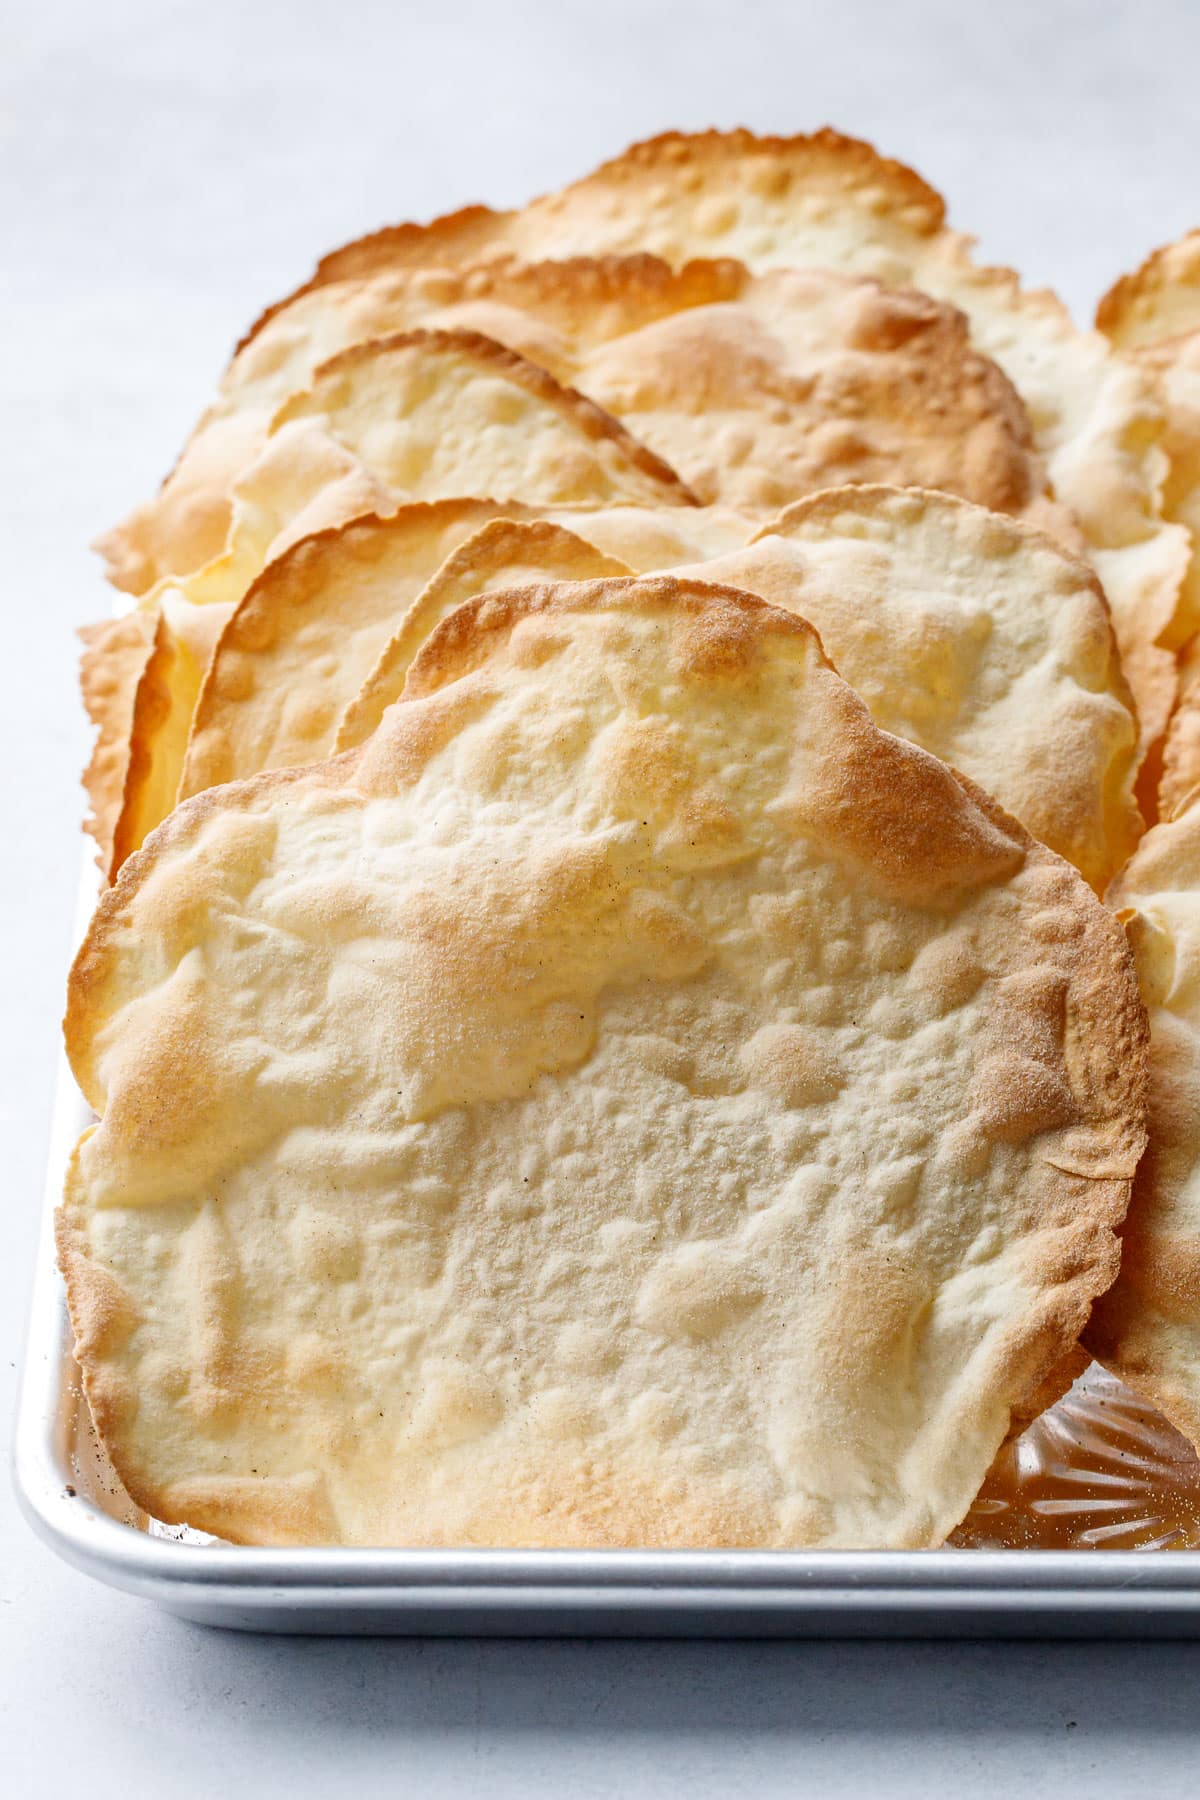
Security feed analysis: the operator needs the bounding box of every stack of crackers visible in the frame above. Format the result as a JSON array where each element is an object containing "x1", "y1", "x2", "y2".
[{"x1": 58, "y1": 129, "x2": 1200, "y2": 1550}]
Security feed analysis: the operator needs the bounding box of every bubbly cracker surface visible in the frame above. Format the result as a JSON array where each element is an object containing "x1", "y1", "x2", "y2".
[
  {"x1": 334, "y1": 518, "x2": 631, "y2": 752},
  {"x1": 61, "y1": 576, "x2": 1145, "y2": 1548},
  {"x1": 1161, "y1": 627, "x2": 1200, "y2": 821},
  {"x1": 1099, "y1": 234, "x2": 1200, "y2": 791},
  {"x1": 1099, "y1": 231, "x2": 1200, "y2": 352},
  {"x1": 78, "y1": 613, "x2": 155, "y2": 872},
  {"x1": 337, "y1": 488, "x2": 1139, "y2": 895},
  {"x1": 1089, "y1": 798, "x2": 1200, "y2": 1451},
  {"x1": 697, "y1": 487, "x2": 1140, "y2": 893},
  {"x1": 178, "y1": 500, "x2": 748, "y2": 809},
  {"x1": 99, "y1": 255, "x2": 1062, "y2": 597},
  {"x1": 109, "y1": 596, "x2": 233, "y2": 876},
  {"x1": 161, "y1": 328, "x2": 694, "y2": 612},
  {"x1": 236, "y1": 127, "x2": 1184, "y2": 751}
]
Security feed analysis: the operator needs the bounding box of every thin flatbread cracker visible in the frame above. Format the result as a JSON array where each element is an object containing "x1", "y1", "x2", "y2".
[
  {"x1": 1099, "y1": 239, "x2": 1200, "y2": 816},
  {"x1": 236, "y1": 128, "x2": 1184, "y2": 751},
  {"x1": 1098, "y1": 231, "x2": 1200, "y2": 352},
  {"x1": 178, "y1": 500, "x2": 750, "y2": 808},
  {"x1": 339, "y1": 488, "x2": 1139, "y2": 893},
  {"x1": 572, "y1": 267, "x2": 1062, "y2": 527},
  {"x1": 178, "y1": 501, "x2": 522, "y2": 808},
  {"x1": 1089, "y1": 793, "x2": 1200, "y2": 1451},
  {"x1": 1084, "y1": 238, "x2": 1200, "y2": 1441},
  {"x1": 99, "y1": 256, "x2": 1067, "y2": 593},
  {"x1": 1143, "y1": 331, "x2": 1200, "y2": 660},
  {"x1": 332, "y1": 518, "x2": 631, "y2": 755},
  {"x1": 1160, "y1": 630, "x2": 1200, "y2": 821},
  {"x1": 94, "y1": 407, "x2": 269, "y2": 599},
  {"x1": 60, "y1": 574, "x2": 1145, "y2": 1548},
  {"x1": 78, "y1": 613, "x2": 155, "y2": 871},
  {"x1": 108, "y1": 596, "x2": 234, "y2": 876},
  {"x1": 522, "y1": 500, "x2": 752, "y2": 571},
  {"x1": 162, "y1": 328, "x2": 695, "y2": 611},
  {"x1": 694, "y1": 488, "x2": 1140, "y2": 894}
]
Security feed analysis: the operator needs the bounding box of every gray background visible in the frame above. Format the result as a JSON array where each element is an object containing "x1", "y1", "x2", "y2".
[{"x1": 4, "y1": 2, "x2": 1200, "y2": 1792}]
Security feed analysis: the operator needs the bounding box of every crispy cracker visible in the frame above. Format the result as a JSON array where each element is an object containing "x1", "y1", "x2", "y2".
[
  {"x1": 78, "y1": 612, "x2": 156, "y2": 874},
  {"x1": 340, "y1": 488, "x2": 1139, "y2": 892},
  {"x1": 170, "y1": 327, "x2": 695, "y2": 612},
  {"x1": 61, "y1": 574, "x2": 1144, "y2": 1548},
  {"x1": 1098, "y1": 231, "x2": 1200, "y2": 352},
  {"x1": 92, "y1": 407, "x2": 266, "y2": 598},
  {"x1": 1089, "y1": 794, "x2": 1200, "y2": 1451},
  {"x1": 1148, "y1": 333, "x2": 1200, "y2": 655},
  {"x1": 700, "y1": 487, "x2": 1140, "y2": 893},
  {"x1": 1099, "y1": 241, "x2": 1200, "y2": 791},
  {"x1": 101, "y1": 255, "x2": 1066, "y2": 595},
  {"x1": 572, "y1": 266, "x2": 1062, "y2": 526},
  {"x1": 178, "y1": 500, "x2": 750, "y2": 808},
  {"x1": 1159, "y1": 628, "x2": 1200, "y2": 821},
  {"x1": 241, "y1": 129, "x2": 949, "y2": 304},
  {"x1": 335, "y1": 519, "x2": 630, "y2": 751},
  {"x1": 1099, "y1": 253, "x2": 1200, "y2": 828},
  {"x1": 232, "y1": 127, "x2": 1184, "y2": 752},
  {"x1": 108, "y1": 596, "x2": 234, "y2": 877}
]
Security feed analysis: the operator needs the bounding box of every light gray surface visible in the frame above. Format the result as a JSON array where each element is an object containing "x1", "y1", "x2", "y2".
[{"x1": 3, "y1": 0, "x2": 1200, "y2": 1790}]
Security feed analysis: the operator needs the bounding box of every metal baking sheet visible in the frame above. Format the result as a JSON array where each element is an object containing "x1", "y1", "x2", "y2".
[{"x1": 15, "y1": 870, "x2": 1200, "y2": 1636}]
